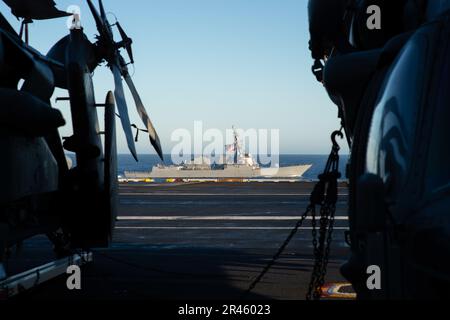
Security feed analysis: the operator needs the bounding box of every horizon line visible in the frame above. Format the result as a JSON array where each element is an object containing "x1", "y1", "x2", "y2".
[{"x1": 115, "y1": 153, "x2": 351, "y2": 156}]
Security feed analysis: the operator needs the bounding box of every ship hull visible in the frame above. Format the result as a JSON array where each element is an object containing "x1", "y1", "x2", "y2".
[{"x1": 125, "y1": 165, "x2": 312, "y2": 180}]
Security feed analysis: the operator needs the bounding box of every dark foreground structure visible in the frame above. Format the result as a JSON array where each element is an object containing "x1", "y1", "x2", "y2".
[
  {"x1": 6, "y1": 182, "x2": 349, "y2": 300},
  {"x1": 0, "y1": 0, "x2": 162, "y2": 285},
  {"x1": 2, "y1": 0, "x2": 450, "y2": 301},
  {"x1": 309, "y1": 0, "x2": 450, "y2": 299}
]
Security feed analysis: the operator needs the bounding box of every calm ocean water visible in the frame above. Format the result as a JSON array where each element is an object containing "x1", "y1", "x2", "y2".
[{"x1": 115, "y1": 154, "x2": 350, "y2": 180}]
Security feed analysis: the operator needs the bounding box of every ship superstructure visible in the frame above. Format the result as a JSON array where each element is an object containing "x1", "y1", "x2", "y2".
[{"x1": 125, "y1": 127, "x2": 312, "y2": 180}]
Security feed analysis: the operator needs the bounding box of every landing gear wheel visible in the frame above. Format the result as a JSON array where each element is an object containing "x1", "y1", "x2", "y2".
[
  {"x1": 47, "y1": 229, "x2": 72, "y2": 258},
  {"x1": 63, "y1": 92, "x2": 117, "y2": 249},
  {"x1": 343, "y1": 67, "x2": 389, "y2": 298}
]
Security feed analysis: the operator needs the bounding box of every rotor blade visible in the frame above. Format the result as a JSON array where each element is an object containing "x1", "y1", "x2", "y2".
[
  {"x1": 98, "y1": 0, "x2": 107, "y2": 20},
  {"x1": 97, "y1": 0, "x2": 114, "y2": 39},
  {"x1": 111, "y1": 63, "x2": 138, "y2": 161},
  {"x1": 123, "y1": 74, "x2": 164, "y2": 160},
  {"x1": 86, "y1": 0, "x2": 104, "y2": 33},
  {"x1": 116, "y1": 22, "x2": 134, "y2": 63}
]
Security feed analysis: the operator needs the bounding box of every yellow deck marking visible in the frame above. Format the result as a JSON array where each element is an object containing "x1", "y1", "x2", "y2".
[{"x1": 321, "y1": 282, "x2": 357, "y2": 299}]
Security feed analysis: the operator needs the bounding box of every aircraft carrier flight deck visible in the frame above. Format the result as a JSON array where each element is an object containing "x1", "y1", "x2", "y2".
[{"x1": 4, "y1": 181, "x2": 350, "y2": 300}]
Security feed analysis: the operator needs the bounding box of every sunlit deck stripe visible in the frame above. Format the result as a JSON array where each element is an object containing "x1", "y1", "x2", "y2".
[
  {"x1": 119, "y1": 193, "x2": 349, "y2": 196},
  {"x1": 115, "y1": 226, "x2": 350, "y2": 230},
  {"x1": 117, "y1": 216, "x2": 349, "y2": 221}
]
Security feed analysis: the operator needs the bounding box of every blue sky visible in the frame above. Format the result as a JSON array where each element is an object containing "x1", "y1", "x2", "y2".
[{"x1": 0, "y1": 0, "x2": 349, "y2": 155}]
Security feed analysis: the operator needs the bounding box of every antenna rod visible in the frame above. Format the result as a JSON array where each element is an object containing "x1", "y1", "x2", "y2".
[
  {"x1": 19, "y1": 20, "x2": 24, "y2": 39},
  {"x1": 25, "y1": 22, "x2": 29, "y2": 45},
  {"x1": 19, "y1": 19, "x2": 30, "y2": 45},
  {"x1": 233, "y1": 126, "x2": 238, "y2": 165}
]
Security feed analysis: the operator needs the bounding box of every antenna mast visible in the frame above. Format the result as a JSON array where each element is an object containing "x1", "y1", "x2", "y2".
[{"x1": 233, "y1": 126, "x2": 239, "y2": 165}]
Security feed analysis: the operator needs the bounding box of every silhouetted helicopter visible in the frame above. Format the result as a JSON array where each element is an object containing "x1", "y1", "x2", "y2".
[
  {"x1": 308, "y1": 0, "x2": 450, "y2": 299},
  {"x1": 0, "y1": 0, "x2": 163, "y2": 278}
]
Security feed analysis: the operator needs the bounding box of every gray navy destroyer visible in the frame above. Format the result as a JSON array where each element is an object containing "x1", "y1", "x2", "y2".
[{"x1": 125, "y1": 128, "x2": 312, "y2": 180}]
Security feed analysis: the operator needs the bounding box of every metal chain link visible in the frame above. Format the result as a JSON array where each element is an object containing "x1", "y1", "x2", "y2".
[
  {"x1": 308, "y1": 203, "x2": 337, "y2": 300},
  {"x1": 307, "y1": 129, "x2": 342, "y2": 300},
  {"x1": 242, "y1": 207, "x2": 312, "y2": 298},
  {"x1": 244, "y1": 128, "x2": 343, "y2": 300},
  {"x1": 322, "y1": 205, "x2": 336, "y2": 282},
  {"x1": 311, "y1": 208, "x2": 318, "y2": 258}
]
